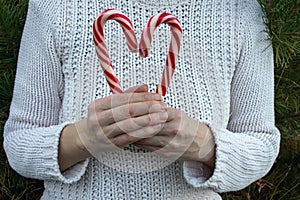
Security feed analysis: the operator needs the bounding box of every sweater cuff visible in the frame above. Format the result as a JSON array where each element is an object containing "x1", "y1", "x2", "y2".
[
  {"x1": 183, "y1": 123, "x2": 233, "y2": 192},
  {"x1": 183, "y1": 123, "x2": 276, "y2": 192},
  {"x1": 43, "y1": 121, "x2": 89, "y2": 184}
]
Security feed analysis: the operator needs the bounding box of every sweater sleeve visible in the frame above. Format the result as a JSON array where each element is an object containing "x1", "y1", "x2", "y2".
[
  {"x1": 3, "y1": 0, "x2": 88, "y2": 184},
  {"x1": 183, "y1": 2, "x2": 280, "y2": 192}
]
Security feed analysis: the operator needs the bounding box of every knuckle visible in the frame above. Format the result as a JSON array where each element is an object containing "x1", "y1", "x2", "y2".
[
  {"x1": 143, "y1": 92, "x2": 151, "y2": 101},
  {"x1": 119, "y1": 93, "x2": 130, "y2": 104},
  {"x1": 88, "y1": 102, "x2": 95, "y2": 113},
  {"x1": 148, "y1": 101, "x2": 157, "y2": 111},
  {"x1": 101, "y1": 126, "x2": 111, "y2": 137},
  {"x1": 170, "y1": 124, "x2": 179, "y2": 134},
  {"x1": 173, "y1": 122, "x2": 182, "y2": 134},
  {"x1": 122, "y1": 120, "x2": 134, "y2": 132},
  {"x1": 143, "y1": 93, "x2": 148, "y2": 100},
  {"x1": 95, "y1": 98, "x2": 107, "y2": 109},
  {"x1": 134, "y1": 116, "x2": 149, "y2": 127},
  {"x1": 171, "y1": 142, "x2": 180, "y2": 150},
  {"x1": 174, "y1": 110, "x2": 184, "y2": 119},
  {"x1": 143, "y1": 127, "x2": 152, "y2": 136},
  {"x1": 107, "y1": 111, "x2": 116, "y2": 123},
  {"x1": 97, "y1": 113, "x2": 106, "y2": 123},
  {"x1": 95, "y1": 130, "x2": 105, "y2": 141},
  {"x1": 144, "y1": 115, "x2": 152, "y2": 125},
  {"x1": 114, "y1": 135, "x2": 136, "y2": 147},
  {"x1": 120, "y1": 105, "x2": 131, "y2": 117},
  {"x1": 88, "y1": 114, "x2": 99, "y2": 126},
  {"x1": 144, "y1": 125, "x2": 159, "y2": 136},
  {"x1": 128, "y1": 104, "x2": 134, "y2": 116}
]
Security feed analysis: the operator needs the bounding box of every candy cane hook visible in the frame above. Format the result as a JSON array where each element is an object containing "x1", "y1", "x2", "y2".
[
  {"x1": 93, "y1": 9, "x2": 138, "y2": 94},
  {"x1": 139, "y1": 12, "x2": 182, "y2": 96}
]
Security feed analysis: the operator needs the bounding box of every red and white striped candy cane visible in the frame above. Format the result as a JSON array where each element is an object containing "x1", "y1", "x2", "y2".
[
  {"x1": 93, "y1": 9, "x2": 138, "y2": 94},
  {"x1": 139, "y1": 12, "x2": 182, "y2": 96}
]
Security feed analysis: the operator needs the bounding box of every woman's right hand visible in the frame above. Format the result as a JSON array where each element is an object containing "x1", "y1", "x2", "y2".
[{"x1": 75, "y1": 84, "x2": 168, "y2": 156}]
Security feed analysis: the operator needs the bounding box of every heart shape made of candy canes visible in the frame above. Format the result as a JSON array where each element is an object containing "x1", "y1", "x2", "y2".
[{"x1": 93, "y1": 9, "x2": 182, "y2": 96}]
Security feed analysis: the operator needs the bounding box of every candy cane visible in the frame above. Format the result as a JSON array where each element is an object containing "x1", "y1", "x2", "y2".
[
  {"x1": 139, "y1": 12, "x2": 182, "y2": 96},
  {"x1": 93, "y1": 9, "x2": 138, "y2": 94}
]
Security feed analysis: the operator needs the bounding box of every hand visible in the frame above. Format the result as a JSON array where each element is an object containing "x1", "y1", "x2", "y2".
[
  {"x1": 75, "y1": 84, "x2": 168, "y2": 157},
  {"x1": 134, "y1": 108, "x2": 216, "y2": 167}
]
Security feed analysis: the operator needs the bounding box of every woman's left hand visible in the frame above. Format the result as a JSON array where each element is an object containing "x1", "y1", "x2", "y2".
[{"x1": 134, "y1": 108, "x2": 216, "y2": 167}]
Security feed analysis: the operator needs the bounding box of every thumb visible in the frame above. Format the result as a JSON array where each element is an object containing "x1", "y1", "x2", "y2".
[{"x1": 124, "y1": 84, "x2": 148, "y2": 93}]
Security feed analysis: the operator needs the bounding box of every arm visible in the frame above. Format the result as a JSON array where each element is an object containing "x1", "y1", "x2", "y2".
[
  {"x1": 3, "y1": 0, "x2": 88, "y2": 183},
  {"x1": 183, "y1": 2, "x2": 280, "y2": 192}
]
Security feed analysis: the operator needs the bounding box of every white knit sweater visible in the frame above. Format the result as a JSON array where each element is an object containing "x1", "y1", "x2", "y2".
[{"x1": 4, "y1": 0, "x2": 280, "y2": 199}]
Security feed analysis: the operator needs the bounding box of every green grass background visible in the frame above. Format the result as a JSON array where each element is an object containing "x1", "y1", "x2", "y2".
[{"x1": 0, "y1": 0, "x2": 299, "y2": 199}]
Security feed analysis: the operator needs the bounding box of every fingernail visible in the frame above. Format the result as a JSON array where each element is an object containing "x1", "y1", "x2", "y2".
[
  {"x1": 153, "y1": 94, "x2": 161, "y2": 101},
  {"x1": 160, "y1": 111, "x2": 168, "y2": 120}
]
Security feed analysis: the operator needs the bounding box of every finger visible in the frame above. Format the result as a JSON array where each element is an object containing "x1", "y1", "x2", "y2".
[
  {"x1": 134, "y1": 143, "x2": 160, "y2": 152},
  {"x1": 98, "y1": 101, "x2": 167, "y2": 125},
  {"x1": 104, "y1": 111, "x2": 168, "y2": 137},
  {"x1": 127, "y1": 124, "x2": 163, "y2": 138},
  {"x1": 111, "y1": 124, "x2": 163, "y2": 147},
  {"x1": 134, "y1": 136, "x2": 167, "y2": 147},
  {"x1": 124, "y1": 84, "x2": 148, "y2": 93},
  {"x1": 93, "y1": 92, "x2": 162, "y2": 111},
  {"x1": 110, "y1": 134, "x2": 138, "y2": 148}
]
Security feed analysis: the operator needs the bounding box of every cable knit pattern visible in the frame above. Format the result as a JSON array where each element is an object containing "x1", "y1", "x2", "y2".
[{"x1": 3, "y1": 0, "x2": 280, "y2": 199}]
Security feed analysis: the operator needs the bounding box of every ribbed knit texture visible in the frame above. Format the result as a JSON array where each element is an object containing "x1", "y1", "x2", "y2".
[{"x1": 3, "y1": 0, "x2": 280, "y2": 199}]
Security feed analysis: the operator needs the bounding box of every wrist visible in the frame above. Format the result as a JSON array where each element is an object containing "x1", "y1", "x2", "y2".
[
  {"x1": 74, "y1": 119, "x2": 91, "y2": 157},
  {"x1": 58, "y1": 121, "x2": 91, "y2": 172},
  {"x1": 197, "y1": 124, "x2": 216, "y2": 167}
]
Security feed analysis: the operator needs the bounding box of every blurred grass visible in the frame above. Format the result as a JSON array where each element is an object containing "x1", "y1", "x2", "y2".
[
  {"x1": 0, "y1": 0, "x2": 44, "y2": 199},
  {"x1": 0, "y1": 0, "x2": 299, "y2": 199},
  {"x1": 222, "y1": 1, "x2": 300, "y2": 199}
]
